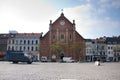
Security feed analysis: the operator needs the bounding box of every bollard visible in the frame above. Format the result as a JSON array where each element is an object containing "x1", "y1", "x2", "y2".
[{"x1": 95, "y1": 61, "x2": 100, "y2": 66}]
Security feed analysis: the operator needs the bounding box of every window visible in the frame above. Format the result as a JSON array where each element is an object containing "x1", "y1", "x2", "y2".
[
  {"x1": 16, "y1": 40, "x2": 18, "y2": 44},
  {"x1": 108, "y1": 47, "x2": 110, "y2": 49},
  {"x1": 24, "y1": 46, "x2": 26, "y2": 51},
  {"x1": 103, "y1": 52, "x2": 105, "y2": 55},
  {"x1": 101, "y1": 46, "x2": 104, "y2": 49},
  {"x1": 36, "y1": 47, "x2": 38, "y2": 51},
  {"x1": 61, "y1": 34, "x2": 64, "y2": 41},
  {"x1": 24, "y1": 40, "x2": 26, "y2": 44},
  {"x1": 16, "y1": 46, "x2": 17, "y2": 50},
  {"x1": 20, "y1": 40, "x2": 22, "y2": 44},
  {"x1": 117, "y1": 53, "x2": 119, "y2": 56},
  {"x1": 108, "y1": 51, "x2": 110, "y2": 54},
  {"x1": 69, "y1": 34, "x2": 72, "y2": 41},
  {"x1": 20, "y1": 46, "x2": 22, "y2": 51},
  {"x1": 31, "y1": 46, "x2": 34, "y2": 51},
  {"x1": 113, "y1": 42, "x2": 117, "y2": 44},
  {"x1": 108, "y1": 42, "x2": 111, "y2": 44},
  {"x1": 36, "y1": 40, "x2": 38, "y2": 44},
  {"x1": 28, "y1": 40, "x2": 30, "y2": 44},
  {"x1": 32, "y1": 40, "x2": 34, "y2": 44},
  {"x1": 12, "y1": 46, "x2": 14, "y2": 51},
  {"x1": 52, "y1": 35, "x2": 55, "y2": 40},
  {"x1": 28, "y1": 47, "x2": 29, "y2": 51},
  {"x1": 111, "y1": 47, "x2": 113, "y2": 49},
  {"x1": 8, "y1": 40, "x2": 11, "y2": 44},
  {"x1": 12, "y1": 40, "x2": 14, "y2": 44},
  {"x1": 8, "y1": 46, "x2": 10, "y2": 50}
]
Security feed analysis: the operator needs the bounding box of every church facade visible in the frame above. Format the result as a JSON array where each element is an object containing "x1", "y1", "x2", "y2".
[{"x1": 40, "y1": 13, "x2": 85, "y2": 62}]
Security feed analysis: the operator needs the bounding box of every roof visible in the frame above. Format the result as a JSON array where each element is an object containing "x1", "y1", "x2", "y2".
[
  {"x1": 75, "y1": 31, "x2": 84, "y2": 40},
  {"x1": 0, "y1": 33, "x2": 43, "y2": 38},
  {"x1": 0, "y1": 34, "x2": 9, "y2": 38},
  {"x1": 52, "y1": 12, "x2": 74, "y2": 26},
  {"x1": 85, "y1": 39, "x2": 92, "y2": 42},
  {"x1": 105, "y1": 37, "x2": 120, "y2": 44},
  {"x1": 16, "y1": 33, "x2": 42, "y2": 37}
]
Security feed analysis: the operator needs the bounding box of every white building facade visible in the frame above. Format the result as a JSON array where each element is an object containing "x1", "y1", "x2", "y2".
[
  {"x1": 105, "y1": 37, "x2": 120, "y2": 62},
  {"x1": 85, "y1": 39, "x2": 93, "y2": 62},
  {"x1": 7, "y1": 33, "x2": 42, "y2": 61},
  {"x1": 85, "y1": 36, "x2": 120, "y2": 62}
]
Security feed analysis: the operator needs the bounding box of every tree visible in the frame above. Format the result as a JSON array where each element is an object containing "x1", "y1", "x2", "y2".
[
  {"x1": 70, "y1": 42, "x2": 83, "y2": 61},
  {"x1": 50, "y1": 41, "x2": 65, "y2": 58}
]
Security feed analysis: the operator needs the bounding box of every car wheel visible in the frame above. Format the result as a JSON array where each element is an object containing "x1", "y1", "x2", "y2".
[
  {"x1": 27, "y1": 61, "x2": 32, "y2": 64},
  {"x1": 13, "y1": 61, "x2": 18, "y2": 64}
]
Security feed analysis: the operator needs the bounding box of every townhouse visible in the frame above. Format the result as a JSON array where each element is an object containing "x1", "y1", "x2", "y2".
[
  {"x1": 0, "y1": 34, "x2": 10, "y2": 60},
  {"x1": 85, "y1": 36, "x2": 120, "y2": 62},
  {"x1": 7, "y1": 32, "x2": 42, "y2": 61},
  {"x1": 105, "y1": 37, "x2": 120, "y2": 61}
]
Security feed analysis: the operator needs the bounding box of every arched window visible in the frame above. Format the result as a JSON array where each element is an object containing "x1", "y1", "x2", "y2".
[
  {"x1": 52, "y1": 35, "x2": 55, "y2": 40},
  {"x1": 61, "y1": 34, "x2": 64, "y2": 41},
  {"x1": 69, "y1": 34, "x2": 72, "y2": 41}
]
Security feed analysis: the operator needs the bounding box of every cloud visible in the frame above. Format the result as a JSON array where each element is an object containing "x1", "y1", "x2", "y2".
[
  {"x1": 99, "y1": 0, "x2": 109, "y2": 3},
  {"x1": 0, "y1": 0, "x2": 119, "y2": 38},
  {"x1": 0, "y1": 0, "x2": 57, "y2": 33},
  {"x1": 63, "y1": 3, "x2": 120, "y2": 38},
  {"x1": 64, "y1": 4, "x2": 92, "y2": 21},
  {"x1": 112, "y1": 0, "x2": 120, "y2": 8},
  {"x1": 99, "y1": 0, "x2": 120, "y2": 9}
]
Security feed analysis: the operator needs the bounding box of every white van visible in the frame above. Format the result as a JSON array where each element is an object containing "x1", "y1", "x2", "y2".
[
  {"x1": 41, "y1": 56, "x2": 47, "y2": 62},
  {"x1": 63, "y1": 57, "x2": 75, "y2": 63}
]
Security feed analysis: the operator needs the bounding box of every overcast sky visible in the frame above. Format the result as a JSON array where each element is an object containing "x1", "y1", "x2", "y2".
[{"x1": 0, "y1": 0, "x2": 120, "y2": 38}]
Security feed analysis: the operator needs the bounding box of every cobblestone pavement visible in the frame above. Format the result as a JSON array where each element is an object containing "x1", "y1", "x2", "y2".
[{"x1": 0, "y1": 62, "x2": 120, "y2": 80}]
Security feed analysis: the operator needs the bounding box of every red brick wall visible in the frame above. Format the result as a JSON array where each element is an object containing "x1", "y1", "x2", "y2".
[{"x1": 40, "y1": 13, "x2": 85, "y2": 61}]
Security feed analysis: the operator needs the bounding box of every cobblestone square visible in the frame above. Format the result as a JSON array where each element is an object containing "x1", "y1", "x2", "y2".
[{"x1": 0, "y1": 62, "x2": 120, "y2": 80}]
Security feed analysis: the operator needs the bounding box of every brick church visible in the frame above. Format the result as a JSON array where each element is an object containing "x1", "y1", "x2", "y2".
[{"x1": 40, "y1": 12, "x2": 85, "y2": 61}]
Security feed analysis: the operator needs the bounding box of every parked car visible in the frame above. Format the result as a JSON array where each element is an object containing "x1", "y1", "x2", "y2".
[
  {"x1": 63, "y1": 57, "x2": 75, "y2": 63},
  {"x1": 106, "y1": 59, "x2": 111, "y2": 62},
  {"x1": 6, "y1": 51, "x2": 33, "y2": 64}
]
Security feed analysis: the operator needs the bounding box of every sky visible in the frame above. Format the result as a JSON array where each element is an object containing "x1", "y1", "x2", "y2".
[{"x1": 0, "y1": 0, "x2": 120, "y2": 39}]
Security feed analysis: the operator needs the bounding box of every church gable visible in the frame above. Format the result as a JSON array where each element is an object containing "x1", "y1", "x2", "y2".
[
  {"x1": 40, "y1": 12, "x2": 85, "y2": 61},
  {"x1": 51, "y1": 13, "x2": 75, "y2": 30}
]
